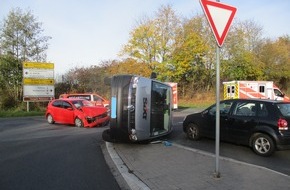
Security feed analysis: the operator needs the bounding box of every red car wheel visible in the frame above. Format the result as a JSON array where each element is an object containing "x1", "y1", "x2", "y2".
[{"x1": 74, "y1": 117, "x2": 84, "y2": 128}]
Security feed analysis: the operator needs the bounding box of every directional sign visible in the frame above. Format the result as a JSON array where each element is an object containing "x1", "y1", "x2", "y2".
[
  {"x1": 200, "y1": 0, "x2": 237, "y2": 47},
  {"x1": 23, "y1": 62, "x2": 55, "y2": 102},
  {"x1": 23, "y1": 69, "x2": 54, "y2": 79},
  {"x1": 23, "y1": 62, "x2": 54, "y2": 69},
  {"x1": 23, "y1": 78, "x2": 54, "y2": 85},
  {"x1": 24, "y1": 85, "x2": 54, "y2": 96}
]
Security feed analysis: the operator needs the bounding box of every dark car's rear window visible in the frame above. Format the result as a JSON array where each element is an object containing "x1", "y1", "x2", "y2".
[{"x1": 277, "y1": 103, "x2": 290, "y2": 116}]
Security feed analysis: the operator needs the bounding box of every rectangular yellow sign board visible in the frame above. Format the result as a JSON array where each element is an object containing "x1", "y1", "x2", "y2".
[
  {"x1": 23, "y1": 62, "x2": 54, "y2": 69},
  {"x1": 23, "y1": 78, "x2": 55, "y2": 85}
]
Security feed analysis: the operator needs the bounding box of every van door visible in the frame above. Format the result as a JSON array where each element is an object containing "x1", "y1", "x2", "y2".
[
  {"x1": 225, "y1": 85, "x2": 235, "y2": 99},
  {"x1": 150, "y1": 81, "x2": 172, "y2": 136},
  {"x1": 266, "y1": 88, "x2": 273, "y2": 99}
]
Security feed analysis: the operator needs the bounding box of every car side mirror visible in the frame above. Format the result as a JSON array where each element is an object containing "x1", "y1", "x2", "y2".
[{"x1": 67, "y1": 107, "x2": 73, "y2": 111}]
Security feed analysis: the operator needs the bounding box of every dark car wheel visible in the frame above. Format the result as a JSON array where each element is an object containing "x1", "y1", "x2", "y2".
[
  {"x1": 75, "y1": 117, "x2": 84, "y2": 128},
  {"x1": 252, "y1": 133, "x2": 275, "y2": 157},
  {"x1": 186, "y1": 123, "x2": 200, "y2": 140},
  {"x1": 47, "y1": 114, "x2": 55, "y2": 124}
]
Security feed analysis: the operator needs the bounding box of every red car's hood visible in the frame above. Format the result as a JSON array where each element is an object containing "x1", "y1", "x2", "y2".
[{"x1": 81, "y1": 106, "x2": 107, "y2": 116}]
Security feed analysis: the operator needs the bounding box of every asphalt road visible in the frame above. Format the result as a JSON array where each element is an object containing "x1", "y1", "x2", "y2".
[
  {"x1": 0, "y1": 117, "x2": 120, "y2": 190},
  {"x1": 1, "y1": 109, "x2": 289, "y2": 190},
  {"x1": 171, "y1": 108, "x2": 290, "y2": 176}
]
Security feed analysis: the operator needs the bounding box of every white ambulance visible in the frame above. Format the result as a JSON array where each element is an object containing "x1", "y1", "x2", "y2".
[{"x1": 223, "y1": 80, "x2": 289, "y2": 101}]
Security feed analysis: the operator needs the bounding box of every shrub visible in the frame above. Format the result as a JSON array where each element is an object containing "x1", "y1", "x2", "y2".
[{"x1": 0, "y1": 95, "x2": 18, "y2": 110}]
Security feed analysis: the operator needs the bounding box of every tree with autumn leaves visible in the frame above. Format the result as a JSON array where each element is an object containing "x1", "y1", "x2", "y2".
[
  {"x1": 117, "y1": 5, "x2": 290, "y2": 98},
  {"x1": 1, "y1": 5, "x2": 290, "y2": 108},
  {"x1": 60, "y1": 5, "x2": 290, "y2": 99}
]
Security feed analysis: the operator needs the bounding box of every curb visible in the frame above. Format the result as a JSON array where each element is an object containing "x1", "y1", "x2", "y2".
[
  {"x1": 105, "y1": 141, "x2": 290, "y2": 190},
  {"x1": 105, "y1": 142, "x2": 150, "y2": 190}
]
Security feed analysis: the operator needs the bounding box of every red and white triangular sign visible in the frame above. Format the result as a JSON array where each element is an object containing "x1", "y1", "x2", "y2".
[{"x1": 200, "y1": 0, "x2": 237, "y2": 47}]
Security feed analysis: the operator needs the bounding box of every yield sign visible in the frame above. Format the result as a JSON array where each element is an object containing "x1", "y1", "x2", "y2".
[{"x1": 200, "y1": 0, "x2": 237, "y2": 47}]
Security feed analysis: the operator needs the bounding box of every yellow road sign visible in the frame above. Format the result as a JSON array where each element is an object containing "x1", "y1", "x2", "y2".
[
  {"x1": 23, "y1": 78, "x2": 55, "y2": 85},
  {"x1": 23, "y1": 62, "x2": 54, "y2": 69}
]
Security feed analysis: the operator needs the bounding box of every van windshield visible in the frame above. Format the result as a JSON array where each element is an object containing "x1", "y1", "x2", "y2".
[{"x1": 274, "y1": 89, "x2": 284, "y2": 97}]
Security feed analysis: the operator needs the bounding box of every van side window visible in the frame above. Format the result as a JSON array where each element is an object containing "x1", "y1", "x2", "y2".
[
  {"x1": 231, "y1": 86, "x2": 235, "y2": 93},
  {"x1": 93, "y1": 95, "x2": 102, "y2": 102},
  {"x1": 259, "y1": 86, "x2": 265, "y2": 93}
]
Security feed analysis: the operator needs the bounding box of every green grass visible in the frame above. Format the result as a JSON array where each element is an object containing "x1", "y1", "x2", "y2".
[
  {"x1": 0, "y1": 101, "x2": 47, "y2": 118},
  {"x1": 178, "y1": 98, "x2": 214, "y2": 110},
  {"x1": 178, "y1": 102, "x2": 212, "y2": 109},
  {"x1": 0, "y1": 110, "x2": 45, "y2": 118}
]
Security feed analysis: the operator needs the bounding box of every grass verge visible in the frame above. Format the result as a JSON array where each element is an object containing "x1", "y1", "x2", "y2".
[
  {"x1": 0, "y1": 110, "x2": 45, "y2": 118},
  {"x1": 178, "y1": 91, "x2": 216, "y2": 109}
]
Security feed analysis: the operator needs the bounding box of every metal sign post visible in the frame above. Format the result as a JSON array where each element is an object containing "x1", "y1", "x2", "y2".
[
  {"x1": 199, "y1": 0, "x2": 237, "y2": 178},
  {"x1": 215, "y1": 45, "x2": 221, "y2": 177}
]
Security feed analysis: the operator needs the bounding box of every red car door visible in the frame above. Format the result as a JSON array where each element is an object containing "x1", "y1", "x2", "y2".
[{"x1": 59, "y1": 101, "x2": 75, "y2": 124}]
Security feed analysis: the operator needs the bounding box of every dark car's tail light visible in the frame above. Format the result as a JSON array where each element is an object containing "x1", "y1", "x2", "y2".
[{"x1": 278, "y1": 118, "x2": 288, "y2": 130}]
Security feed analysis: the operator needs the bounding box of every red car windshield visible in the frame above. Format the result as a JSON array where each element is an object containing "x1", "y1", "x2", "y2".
[{"x1": 71, "y1": 100, "x2": 94, "y2": 108}]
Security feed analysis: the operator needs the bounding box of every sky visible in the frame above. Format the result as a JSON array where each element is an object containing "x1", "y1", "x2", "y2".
[{"x1": 1, "y1": 0, "x2": 290, "y2": 76}]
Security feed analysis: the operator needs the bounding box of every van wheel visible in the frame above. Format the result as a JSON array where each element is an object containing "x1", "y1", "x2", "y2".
[
  {"x1": 75, "y1": 117, "x2": 83, "y2": 128},
  {"x1": 186, "y1": 123, "x2": 200, "y2": 140},
  {"x1": 252, "y1": 133, "x2": 275, "y2": 157},
  {"x1": 47, "y1": 114, "x2": 55, "y2": 124}
]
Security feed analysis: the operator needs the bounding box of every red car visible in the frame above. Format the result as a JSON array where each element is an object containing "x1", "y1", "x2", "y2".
[{"x1": 45, "y1": 98, "x2": 110, "y2": 128}]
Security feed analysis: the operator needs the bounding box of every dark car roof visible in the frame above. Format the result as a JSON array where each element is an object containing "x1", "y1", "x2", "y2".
[{"x1": 222, "y1": 98, "x2": 285, "y2": 104}]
